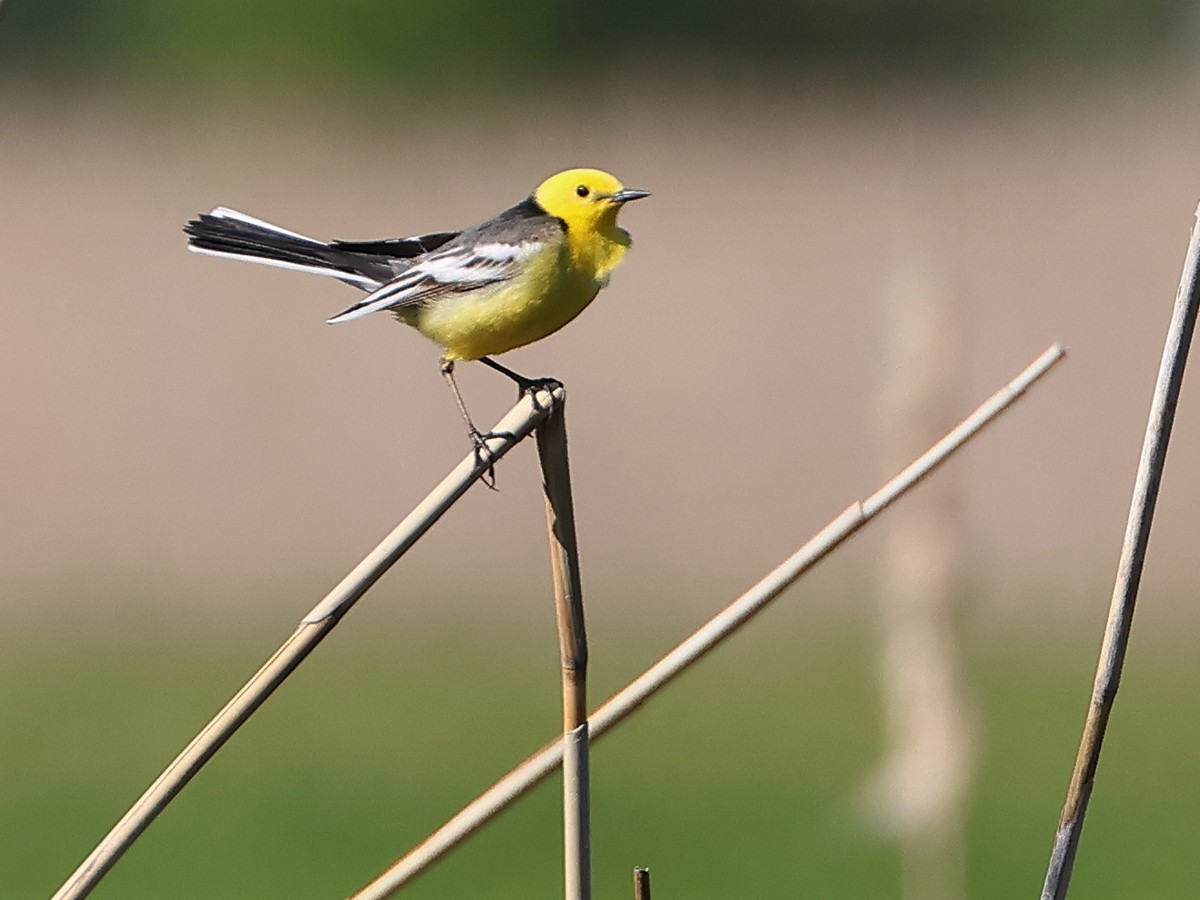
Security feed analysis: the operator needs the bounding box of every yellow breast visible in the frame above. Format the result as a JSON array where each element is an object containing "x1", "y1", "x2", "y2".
[{"x1": 402, "y1": 231, "x2": 628, "y2": 361}]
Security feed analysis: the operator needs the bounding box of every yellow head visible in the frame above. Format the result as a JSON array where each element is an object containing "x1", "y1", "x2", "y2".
[{"x1": 533, "y1": 168, "x2": 650, "y2": 233}]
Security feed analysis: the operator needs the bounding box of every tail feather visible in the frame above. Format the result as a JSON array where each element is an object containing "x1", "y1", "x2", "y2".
[
  {"x1": 331, "y1": 231, "x2": 459, "y2": 257},
  {"x1": 183, "y1": 208, "x2": 395, "y2": 290}
]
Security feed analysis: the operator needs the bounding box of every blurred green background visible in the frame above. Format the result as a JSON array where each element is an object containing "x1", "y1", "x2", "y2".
[
  {"x1": 4, "y1": 1, "x2": 1200, "y2": 898},
  {"x1": 6, "y1": 609, "x2": 1200, "y2": 898},
  {"x1": 0, "y1": 0, "x2": 1192, "y2": 86}
]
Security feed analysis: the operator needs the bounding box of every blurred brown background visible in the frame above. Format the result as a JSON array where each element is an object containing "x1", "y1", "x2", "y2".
[{"x1": 4, "y1": 80, "x2": 1200, "y2": 620}]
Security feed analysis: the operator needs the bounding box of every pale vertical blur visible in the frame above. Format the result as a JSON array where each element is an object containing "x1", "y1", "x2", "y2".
[{"x1": 863, "y1": 157, "x2": 974, "y2": 900}]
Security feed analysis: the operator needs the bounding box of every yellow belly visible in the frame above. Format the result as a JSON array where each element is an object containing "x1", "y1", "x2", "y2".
[{"x1": 395, "y1": 244, "x2": 607, "y2": 361}]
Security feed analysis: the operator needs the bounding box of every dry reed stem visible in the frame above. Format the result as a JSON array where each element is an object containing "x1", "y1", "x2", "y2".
[
  {"x1": 536, "y1": 403, "x2": 591, "y2": 900},
  {"x1": 50, "y1": 387, "x2": 561, "y2": 900},
  {"x1": 562, "y1": 723, "x2": 591, "y2": 900},
  {"x1": 633, "y1": 867, "x2": 652, "y2": 900},
  {"x1": 1040, "y1": 206, "x2": 1200, "y2": 899},
  {"x1": 537, "y1": 401, "x2": 589, "y2": 729},
  {"x1": 350, "y1": 343, "x2": 1066, "y2": 900}
]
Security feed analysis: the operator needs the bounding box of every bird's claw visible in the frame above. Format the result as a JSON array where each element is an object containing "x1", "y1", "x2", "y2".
[
  {"x1": 516, "y1": 377, "x2": 564, "y2": 415},
  {"x1": 470, "y1": 428, "x2": 514, "y2": 490}
]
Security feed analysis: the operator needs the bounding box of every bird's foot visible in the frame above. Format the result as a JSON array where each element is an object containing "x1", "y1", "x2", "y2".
[
  {"x1": 469, "y1": 428, "x2": 514, "y2": 490},
  {"x1": 515, "y1": 376, "x2": 564, "y2": 414}
]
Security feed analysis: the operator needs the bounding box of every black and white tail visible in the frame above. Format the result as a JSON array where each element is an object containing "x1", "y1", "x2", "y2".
[
  {"x1": 185, "y1": 206, "x2": 466, "y2": 325},
  {"x1": 184, "y1": 208, "x2": 397, "y2": 291}
]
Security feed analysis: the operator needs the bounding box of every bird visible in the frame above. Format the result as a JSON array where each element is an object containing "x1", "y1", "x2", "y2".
[{"x1": 184, "y1": 168, "x2": 649, "y2": 477}]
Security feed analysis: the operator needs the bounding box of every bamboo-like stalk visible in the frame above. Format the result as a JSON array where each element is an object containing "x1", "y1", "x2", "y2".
[
  {"x1": 536, "y1": 401, "x2": 591, "y2": 900},
  {"x1": 1040, "y1": 207, "x2": 1200, "y2": 900},
  {"x1": 561, "y1": 723, "x2": 591, "y2": 900},
  {"x1": 50, "y1": 388, "x2": 561, "y2": 900},
  {"x1": 350, "y1": 343, "x2": 1066, "y2": 900},
  {"x1": 633, "y1": 867, "x2": 652, "y2": 900}
]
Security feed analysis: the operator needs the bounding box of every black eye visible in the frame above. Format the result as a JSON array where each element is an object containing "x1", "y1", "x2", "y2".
[{"x1": 575, "y1": 185, "x2": 590, "y2": 198}]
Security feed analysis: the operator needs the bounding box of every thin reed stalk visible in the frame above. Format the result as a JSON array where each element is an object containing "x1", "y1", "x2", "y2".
[
  {"x1": 536, "y1": 401, "x2": 591, "y2": 900},
  {"x1": 633, "y1": 867, "x2": 652, "y2": 900},
  {"x1": 1040, "y1": 206, "x2": 1200, "y2": 899},
  {"x1": 350, "y1": 343, "x2": 1066, "y2": 900},
  {"x1": 50, "y1": 387, "x2": 561, "y2": 900}
]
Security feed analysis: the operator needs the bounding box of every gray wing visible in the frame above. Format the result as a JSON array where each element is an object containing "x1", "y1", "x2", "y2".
[{"x1": 326, "y1": 199, "x2": 565, "y2": 324}]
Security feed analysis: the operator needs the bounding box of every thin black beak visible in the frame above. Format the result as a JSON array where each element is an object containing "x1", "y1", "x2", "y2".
[{"x1": 609, "y1": 188, "x2": 651, "y2": 204}]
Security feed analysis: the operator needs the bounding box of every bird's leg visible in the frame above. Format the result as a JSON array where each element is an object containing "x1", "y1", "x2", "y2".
[
  {"x1": 440, "y1": 357, "x2": 505, "y2": 490},
  {"x1": 478, "y1": 356, "x2": 563, "y2": 414},
  {"x1": 477, "y1": 355, "x2": 550, "y2": 393}
]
